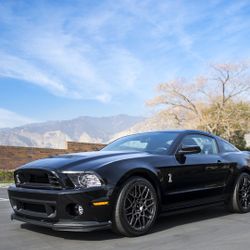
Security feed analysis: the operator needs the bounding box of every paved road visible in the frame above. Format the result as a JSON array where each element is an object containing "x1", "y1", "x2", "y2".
[{"x1": 1, "y1": 187, "x2": 250, "y2": 250}]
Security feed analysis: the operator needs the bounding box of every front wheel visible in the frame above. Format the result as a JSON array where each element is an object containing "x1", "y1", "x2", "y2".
[
  {"x1": 227, "y1": 173, "x2": 250, "y2": 213},
  {"x1": 112, "y1": 177, "x2": 158, "y2": 237}
]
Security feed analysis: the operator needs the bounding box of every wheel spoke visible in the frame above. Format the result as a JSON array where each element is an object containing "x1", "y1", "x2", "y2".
[
  {"x1": 243, "y1": 177, "x2": 248, "y2": 186},
  {"x1": 138, "y1": 216, "x2": 142, "y2": 229},
  {"x1": 132, "y1": 216, "x2": 139, "y2": 228},
  {"x1": 244, "y1": 200, "x2": 248, "y2": 209},
  {"x1": 143, "y1": 213, "x2": 153, "y2": 219},
  {"x1": 142, "y1": 213, "x2": 146, "y2": 227},
  {"x1": 141, "y1": 186, "x2": 148, "y2": 197},
  {"x1": 129, "y1": 213, "x2": 136, "y2": 226},
  {"x1": 144, "y1": 189, "x2": 150, "y2": 199}
]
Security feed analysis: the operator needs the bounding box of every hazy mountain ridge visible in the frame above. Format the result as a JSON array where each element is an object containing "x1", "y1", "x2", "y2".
[
  {"x1": 0, "y1": 115, "x2": 145, "y2": 148},
  {"x1": 112, "y1": 111, "x2": 182, "y2": 140},
  {"x1": 0, "y1": 114, "x2": 249, "y2": 149}
]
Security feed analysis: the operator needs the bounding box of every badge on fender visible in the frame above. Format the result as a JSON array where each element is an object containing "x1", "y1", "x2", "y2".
[{"x1": 168, "y1": 173, "x2": 173, "y2": 183}]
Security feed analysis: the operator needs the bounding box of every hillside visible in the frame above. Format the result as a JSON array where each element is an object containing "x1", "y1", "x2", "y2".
[
  {"x1": 0, "y1": 115, "x2": 145, "y2": 148},
  {"x1": 0, "y1": 113, "x2": 249, "y2": 149}
]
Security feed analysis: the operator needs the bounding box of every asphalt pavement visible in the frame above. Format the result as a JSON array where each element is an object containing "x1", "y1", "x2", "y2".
[{"x1": 1, "y1": 187, "x2": 250, "y2": 250}]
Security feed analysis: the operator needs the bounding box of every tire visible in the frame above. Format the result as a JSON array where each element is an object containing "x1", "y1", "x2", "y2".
[
  {"x1": 112, "y1": 176, "x2": 158, "y2": 237},
  {"x1": 227, "y1": 173, "x2": 250, "y2": 213}
]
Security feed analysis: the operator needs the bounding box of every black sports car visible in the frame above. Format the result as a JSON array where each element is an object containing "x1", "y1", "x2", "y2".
[{"x1": 8, "y1": 130, "x2": 250, "y2": 236}]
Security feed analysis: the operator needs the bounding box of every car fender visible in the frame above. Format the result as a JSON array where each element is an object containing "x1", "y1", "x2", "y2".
[{"x1": 99, "y1": 161, "x2": 163, "y2": 206}]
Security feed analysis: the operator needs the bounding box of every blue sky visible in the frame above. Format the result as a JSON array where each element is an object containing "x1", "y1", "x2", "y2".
[{"x1": 0, "y1": 0, "x2": 250, "y2": 128}]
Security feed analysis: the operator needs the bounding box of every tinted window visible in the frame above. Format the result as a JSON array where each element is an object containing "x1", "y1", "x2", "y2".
[
  {"x1": 181, "y1": 134, "x2": 218, "y2": 155},
  {"x1": 221, "y1": 140, "x2": 239, "y2": 152},
  {"x1": 102, "y1": 132, "x2": 179, "y2": 154}
]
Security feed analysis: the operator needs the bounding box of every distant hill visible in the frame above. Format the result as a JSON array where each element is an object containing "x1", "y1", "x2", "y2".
[
  {"x1": 0, "y1": 113, "x2": 249, "y2": 149},
  {"x1": 111, "y1": 111, "x2": 181, "y2": 140},
  {"x1": 0, "y1": 115, "x2": 145, "y2": 148}
]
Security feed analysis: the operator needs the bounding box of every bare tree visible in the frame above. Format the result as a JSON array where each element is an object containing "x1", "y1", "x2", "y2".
[
  {"x1": 147, "y1": 62, "x2": 250, "y2": 147},
  {"x1": 210, "y1": 63, "x2": 250, "y2": 105}
]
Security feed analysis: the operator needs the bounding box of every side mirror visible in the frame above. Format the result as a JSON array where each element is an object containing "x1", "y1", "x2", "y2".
[{"x1": 177, "y1": 145, "x2": 201, "y2": 156}]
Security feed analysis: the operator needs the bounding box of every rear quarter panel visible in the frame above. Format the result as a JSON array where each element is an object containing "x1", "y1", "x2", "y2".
[{"x1": 220, "y1": 151, "x2": 250, "y2": 195}]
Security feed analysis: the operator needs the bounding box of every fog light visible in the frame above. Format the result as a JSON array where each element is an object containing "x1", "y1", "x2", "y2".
[{"x1": 75, "y1": 205, "x2": 84, "y2": 215}]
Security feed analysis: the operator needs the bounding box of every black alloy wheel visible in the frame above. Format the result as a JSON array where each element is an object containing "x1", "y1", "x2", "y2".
[
  {"x1": 237, "y1": 174, "x2": 250, "y2": 211},
  {"x1": 228, "y1": 173, "x2": 250, "y2": 213},
  {"x1": 113, "y1": 177, "x2": 158, "y2": 237}
]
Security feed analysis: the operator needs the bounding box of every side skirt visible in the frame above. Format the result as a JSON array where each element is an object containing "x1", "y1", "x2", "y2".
[{"x1": 159, "y1": 201, "x2": 225, "y2": 217}]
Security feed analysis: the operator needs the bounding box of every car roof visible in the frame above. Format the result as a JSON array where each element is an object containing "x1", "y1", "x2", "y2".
[{"x1": 125, "y1": 129, "x2": 215, "y2": 137}]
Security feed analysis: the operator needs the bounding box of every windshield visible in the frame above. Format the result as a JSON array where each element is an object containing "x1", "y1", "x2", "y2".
[{"x1": 102, "y1": 132, "x2": 179, "y2": 154}]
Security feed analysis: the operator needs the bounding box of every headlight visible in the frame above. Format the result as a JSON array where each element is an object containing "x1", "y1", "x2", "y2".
[{"x1": 65, "y1": 172, "x2": 103, "y2": 188}]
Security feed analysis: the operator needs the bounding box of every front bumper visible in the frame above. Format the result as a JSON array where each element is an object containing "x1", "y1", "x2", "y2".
[
  {"x1": 11, "y1": 213, "x2": 111, "y2": 232},
  {"x1": 8, "y1": 185, "x2": 113, "y2": 232}
]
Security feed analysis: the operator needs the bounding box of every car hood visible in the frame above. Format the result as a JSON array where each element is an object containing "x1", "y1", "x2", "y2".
[{"x1": 19, "y1": 150, "x2": 153, "y2": 172}]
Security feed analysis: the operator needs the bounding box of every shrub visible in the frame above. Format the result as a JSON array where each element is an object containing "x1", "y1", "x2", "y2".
[{"x1": 0, "y1": 170, "x2": 14, "y2": 183}]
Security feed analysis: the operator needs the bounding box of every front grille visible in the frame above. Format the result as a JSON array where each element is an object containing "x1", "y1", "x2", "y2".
[
  {"x1": 15, "y1": 169, "x2": 62, "y2": 189},
  {"x1": 10, "y1": 197, "x2": 56, "y2": 218},
  {"x1": 23, "y1": 203, "x2": 46, "y2": 213}
]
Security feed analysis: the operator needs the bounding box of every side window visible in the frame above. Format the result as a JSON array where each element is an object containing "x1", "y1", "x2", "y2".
[
  {"x1": 221, "y1": 140, "x2": 239, "y2": 152},
  {"x1": 119, "y1": 140, "x2": 148, "y2": 151},
  {"x1": 181, "y1": 134, "x2": 218, "y2": 155}
]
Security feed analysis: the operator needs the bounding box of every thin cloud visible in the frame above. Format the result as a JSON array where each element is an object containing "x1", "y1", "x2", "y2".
[
  {"x1": 0, "y1": 108, "x2": 34, "y2": 128},
  {"x1": 0, "y1": 52, "x2": 67, "y2": 95},
  {"x1": 96, "y1": 93, "x2": 112, "y2": 103}
]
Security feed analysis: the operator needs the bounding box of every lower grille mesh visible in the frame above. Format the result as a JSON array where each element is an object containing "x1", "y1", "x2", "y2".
[{"x1": 23, "y1": 203, "x2": 46, "y2": 213}]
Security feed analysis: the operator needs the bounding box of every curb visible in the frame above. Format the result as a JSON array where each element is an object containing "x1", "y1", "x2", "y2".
[{"x1": 0, "y1": 183, "x2": 12, "y2": 188}]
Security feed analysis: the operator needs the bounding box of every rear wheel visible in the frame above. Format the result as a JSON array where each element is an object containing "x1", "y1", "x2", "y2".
[
  {"x1": 228, "y1": 173, "x2": 250, "y2": 213},
  {"x1": 112, "y1": 177, "x2": 158, "y2": 237}
]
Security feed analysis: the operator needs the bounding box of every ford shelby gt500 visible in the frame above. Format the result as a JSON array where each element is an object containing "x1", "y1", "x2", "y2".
[{"x1": 8, "y1": 130, "x2": 250, "y2": 236}]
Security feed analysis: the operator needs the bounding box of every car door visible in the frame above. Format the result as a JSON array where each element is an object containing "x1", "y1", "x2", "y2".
[{"x1": 163, "y1": 134, "x2": 232, "y2": 209}]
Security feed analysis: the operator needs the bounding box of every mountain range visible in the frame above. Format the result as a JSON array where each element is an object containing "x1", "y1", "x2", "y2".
[
  {"x1": 0, "y1": 115, "x2": 146, "y2": 148},
  {"x1": 0, "y1": 114, "x2": 249, "y2": 149}
]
